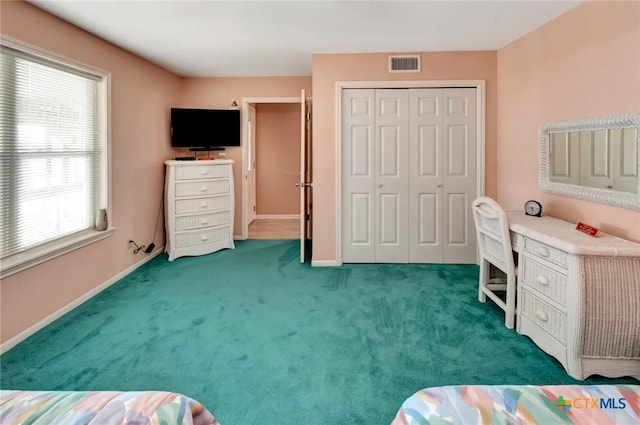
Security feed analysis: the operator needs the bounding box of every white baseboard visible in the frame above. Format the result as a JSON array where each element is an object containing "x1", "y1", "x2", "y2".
[
  {"x1": 0, "y1": 247, "x2": 165, "y2": 355},
  {"x1": 311, "y1": 259, "x2": 340, "y2": 267},
  {"x1": 255, "y1": 214, "x2": 300, "y2": 220}
]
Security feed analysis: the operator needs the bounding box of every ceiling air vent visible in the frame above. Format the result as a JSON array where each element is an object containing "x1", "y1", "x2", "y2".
[{"x1": 389, "y1": 55, "x2": 420, "y2": 73}]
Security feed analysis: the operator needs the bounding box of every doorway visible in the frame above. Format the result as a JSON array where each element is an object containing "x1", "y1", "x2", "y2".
[{"x1": 241, "y1": 93, "x2": 311, "y2": 260}]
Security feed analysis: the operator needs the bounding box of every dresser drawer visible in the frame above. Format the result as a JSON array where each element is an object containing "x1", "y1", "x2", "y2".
[
  {"x1": 520, "y1": 255, "x2": 567, "y2": 305},
  {"x1": 175, "y1": 180, "x2": 230, "y2": 197},
  {"x1": 521, "y1": 289, "x2": 567, "y2": 343},
  {"x1": 523, "y1": 238, "x2": 568, "y2": 269},
  {"x1": 175, "y1": 164, "x2": 229, "y2": 180},
  {"x1": 175, "y1": 211, "x2": 229, "y2": 231},
  {"x1": 175, "y1": 195, "x2": 230, "y2": 214},
  {"x1": 175, "y1": 226, "x2": 230, "y2": 248}
]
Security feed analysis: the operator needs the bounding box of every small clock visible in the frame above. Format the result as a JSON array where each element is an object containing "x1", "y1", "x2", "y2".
[{"x1": 524, "y1": 200, "x2": 542, "y2": 217}]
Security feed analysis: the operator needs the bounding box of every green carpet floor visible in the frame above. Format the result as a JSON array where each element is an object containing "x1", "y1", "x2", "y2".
[{"x1": 1, "y1": 240, "x2": 637, "y2": 424}]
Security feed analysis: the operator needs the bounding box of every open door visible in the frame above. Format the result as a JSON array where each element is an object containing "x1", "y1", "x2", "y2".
[{"x1": 298, "y1": 89, "x2": 308, "y2": 262}]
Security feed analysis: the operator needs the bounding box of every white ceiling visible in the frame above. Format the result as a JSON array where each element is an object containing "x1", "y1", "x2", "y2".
[{"x1": 28, "y1": 0, "x2": 583, "y2": 77}]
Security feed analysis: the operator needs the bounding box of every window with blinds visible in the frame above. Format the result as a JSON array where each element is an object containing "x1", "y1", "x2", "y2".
[{"x1": 0, "y1": 37, "x2": 110, "y2": 277}]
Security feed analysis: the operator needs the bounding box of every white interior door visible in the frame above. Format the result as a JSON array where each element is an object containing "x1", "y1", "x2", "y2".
[
  {"x1": 580, "y1": 130, "x2": 614, "y2": 190},
  {"x1": 442, "y1": 88, "x2": 477, "y2": 263},
  {"x1": 375, "y1": 89, "x2": 409, "y2": 263},
  {"x1": 612, "y1": 127, "x2": 638, "y2": 193},
  {"x1": 341, "y1": 86, "x2": 477, "y2": 264},
  {"x1": 342, "y1": 89, "x2": 375, "y2": 262},
  {"x1": 409, "y1": 88, "x2": 443, "y2": 262},
  {"x1": 247, "y1": 105, "x2": 257, "y2": 225},
  {"x1": 549, "y1": 131, "x2": 580, "y2": 185},
  {"x1": 299, "y1": 89, "x2": 307, "y2": 262}
]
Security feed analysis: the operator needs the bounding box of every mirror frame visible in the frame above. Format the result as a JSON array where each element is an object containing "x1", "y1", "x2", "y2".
[{"x1": 539, "y1": 112, "x2": 640, "y2": 210}]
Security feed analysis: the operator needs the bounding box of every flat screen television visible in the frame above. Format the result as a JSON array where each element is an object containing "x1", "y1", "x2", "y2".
[{"x1": 170, "y1": 108, "x2": 240, "y2": 149}]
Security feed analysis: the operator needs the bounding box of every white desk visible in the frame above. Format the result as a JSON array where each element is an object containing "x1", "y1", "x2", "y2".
[{"x1": 506, "y1": 212, "x2": 640, "y2": 380}]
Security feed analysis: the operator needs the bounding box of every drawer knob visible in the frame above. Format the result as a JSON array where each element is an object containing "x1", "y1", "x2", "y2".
[
  {"x1": 201, "y1": 203, "x2": 208, "y2": 208},
  {"x1": 536, "y1": 246, "x2": 550, "y2": 257},
  {"x1": 201, "y1": 220, "x2": 208, "y2": 225},
  {"x1": 536, "y1": 275, "x2": 550, "y2": 286},
  {"x1": 535, "y1": 309, "x2": 549, "y2": 322},
  {"x1": 200, "y1": 186, "x2": 207, "y2": 192},
  {"x1": 201, "y1": 170, "x2": 208, "y2": 175},
  {"x1": 201, "y1": 235, "x2": 209, "y2": 241}
]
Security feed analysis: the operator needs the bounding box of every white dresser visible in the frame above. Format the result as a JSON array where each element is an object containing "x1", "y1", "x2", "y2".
[
  {"x1": 164, "y1": 160, "x2": 235, "y2": 261},
  {"x1": 507, "y1": 212, "x2": 640, "y2": 380}
]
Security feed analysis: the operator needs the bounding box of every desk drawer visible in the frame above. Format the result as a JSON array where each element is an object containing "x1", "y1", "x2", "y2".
[
  {"x1": 521, "y1": 289, "x2": 567, "y2": 344},
  {"x1": 523, "y1": 238, "x2": 568, "y2": 269},
  {"x1": 175, "y1": 164, "x2": 229, "y2": 180},
  {"x1": 175, "y1": 180, "x2": 230, "y2": 197},
  {"x1": 521, "y1": 255, "x2": 567, "y2": 305}
]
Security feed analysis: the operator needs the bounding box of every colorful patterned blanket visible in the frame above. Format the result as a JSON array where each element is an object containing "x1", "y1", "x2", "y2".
[
  {"x1": 0, "y1": 390, "x2": 219, "y2": 425},
  {"x1": 391, "y1": 384, "x2": 640, "y2": 425}
]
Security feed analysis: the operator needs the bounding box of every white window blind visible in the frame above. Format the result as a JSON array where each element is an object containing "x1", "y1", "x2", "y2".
[{"x1": 0, "y1": 38, "x2": 109, "y2": 276}]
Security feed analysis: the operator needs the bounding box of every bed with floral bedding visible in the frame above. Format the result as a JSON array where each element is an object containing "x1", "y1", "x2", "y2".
[
  {"x1": 0, "y1": 390, "x2": 219, "y2": 425},
  {"x1": 391, "y1": 384, "x2": 640, "y2": 425}
]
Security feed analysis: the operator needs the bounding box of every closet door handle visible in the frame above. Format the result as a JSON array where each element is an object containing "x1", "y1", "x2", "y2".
[{"x1": 377, "y1": 184, "x2": 384, "y2": 188}]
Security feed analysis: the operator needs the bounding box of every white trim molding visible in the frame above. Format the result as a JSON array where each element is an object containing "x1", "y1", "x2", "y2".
[
  {"x1": 311, "y1": 259, "x2": 340, "y2": 267},
  {"x1": 539, "y1": 112, "x2": 640, "y2": 211},
  {"x1": 0, "y1": 247, "x2": 164, "y2": 354},
  {"x1": 255, "y1": 214, "x2": 300, "y2": 220}
]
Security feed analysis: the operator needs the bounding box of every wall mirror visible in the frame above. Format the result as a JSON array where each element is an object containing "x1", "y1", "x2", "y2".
[{"x1": 539, "y1": 113, "x2": 640, "y2": 210}]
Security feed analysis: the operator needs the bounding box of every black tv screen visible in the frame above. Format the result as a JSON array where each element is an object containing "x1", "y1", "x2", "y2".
[{"x1": 170, "y1": 108, "x2": 240, "y2": 148}]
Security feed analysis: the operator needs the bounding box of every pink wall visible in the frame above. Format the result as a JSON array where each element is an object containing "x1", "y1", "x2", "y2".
[
  {"x1": 311, "y1": 51, "x2": 498, "y2": 262},
  {"x1": 176, "y1": 77, "x2": 312, "y2": 234},
  {"x1": 1, "y1": 1, "x2": 182, "y2": 344},
  {"x1": 255, "y1": 104, "x2": 301, "y2": 215},
  {"x1": 497, "y1": 0, "x2": 640, "y2": 242}
]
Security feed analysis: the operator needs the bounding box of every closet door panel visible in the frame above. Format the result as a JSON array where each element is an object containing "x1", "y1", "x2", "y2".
[
  {"x1": 342, "y1": 89, "x2": 375, "y2": 262},
  {"x1": 418, "y1": 193, "x2": 438, "y2": 245},
  {"x1": 351, "y1": 193, "x2": 372, "y2": 244},
  {"x1": 379, "y1": 193, "x2": 400, "y2": 244},
  {"x1": 442, "y1": 88, "x2": 477, "y2": 263},
  {"x1": 447, "y1": 192, "x2": 469, "y2": 245},
  {"x1": 409, "y1": 88, "x2": 443, "y2": 262},
  {"x1": 375, "y1": 89, "x2": 409, "y2": 263}
]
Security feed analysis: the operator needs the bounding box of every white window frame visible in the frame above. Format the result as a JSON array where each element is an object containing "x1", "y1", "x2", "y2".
[{"x1": 0, "y1": 36, "x2": 112, "y2": 279}]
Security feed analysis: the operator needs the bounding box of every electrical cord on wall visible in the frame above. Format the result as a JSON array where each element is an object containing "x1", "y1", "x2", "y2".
[
  {"x1": 129, "y1": 240, "x2": 147, "y2": 254},
  {"x1": 144, "y1": 195, "x2": 164, "y2": 254},
  {"x1": 129, "y1": 172, "x2": 165, "y2": 255}
]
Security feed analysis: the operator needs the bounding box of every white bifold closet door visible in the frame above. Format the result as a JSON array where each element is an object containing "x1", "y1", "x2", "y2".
[{"x1": 342, "y1": 87, "x2": 477, "y2": 264}]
